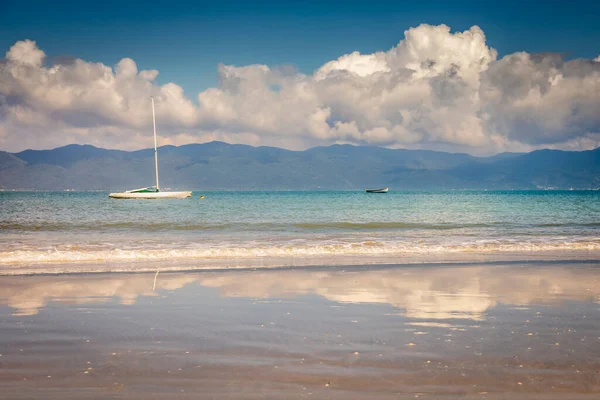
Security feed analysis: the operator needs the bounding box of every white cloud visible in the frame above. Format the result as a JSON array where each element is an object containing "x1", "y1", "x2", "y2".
[
  {"x1": 195, "y1": 24, "x2": 499, "y2": 151},
  {"x1": 315, "y1": 50, "x2": 390, "y2": 79},
  {"x1": 481, "y1": 53, "x2": 600, "y2": 147},
  {"x1": 5, "y1": 39, "x2": 45, "y2": 66},
  {"x1": 1, "y1": 26, "x2": 599, "y2": 153},
  {"x1": 0, "y1": 40, "x2": 198, "y2": 151}
]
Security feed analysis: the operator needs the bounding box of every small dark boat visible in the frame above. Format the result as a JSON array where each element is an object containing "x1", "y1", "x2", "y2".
[{"x1": 366, "y1": 187, "x2": 389, "y2": 193}]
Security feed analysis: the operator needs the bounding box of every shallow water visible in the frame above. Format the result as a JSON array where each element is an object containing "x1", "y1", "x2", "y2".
[{"x1": 1, "y1": 190, "x2": 599, "y2": 274}]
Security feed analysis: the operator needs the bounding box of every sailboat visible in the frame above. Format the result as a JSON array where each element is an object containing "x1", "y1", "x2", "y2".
[{"x1": 109, "y1": 97, "x2": 192, "y2": 199}]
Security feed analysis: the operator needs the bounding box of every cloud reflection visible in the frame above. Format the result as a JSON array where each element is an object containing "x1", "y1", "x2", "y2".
[{"x1": 1, "y1": 265, "x2": 598, "y2": 318}]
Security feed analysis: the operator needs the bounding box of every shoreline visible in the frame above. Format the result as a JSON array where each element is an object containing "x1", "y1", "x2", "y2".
[{"x1": 1, "y1": 249, "x2": 598, "y2": 276}]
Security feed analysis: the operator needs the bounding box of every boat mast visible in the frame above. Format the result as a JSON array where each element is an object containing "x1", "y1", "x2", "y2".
[{"x1": 151, "y1": 96, "x2": 160, "y2": 191}]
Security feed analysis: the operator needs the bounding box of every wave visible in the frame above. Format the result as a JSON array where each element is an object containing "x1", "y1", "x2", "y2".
[
  {"x1": 0, "y1": 221, "x2": 239, "y2": 232},
  {"x1": 0, "y1": 221, "x2": 486, "y2": 232},
  {"x1": 3, "y1": 220, "x2": 598, "y2": 232},
  {"x1": 291, "y1": 222, "x2": 502, "y2": 230},
  {"x1": 1, "y1": 239, "x2": 599, "y2": 268}
]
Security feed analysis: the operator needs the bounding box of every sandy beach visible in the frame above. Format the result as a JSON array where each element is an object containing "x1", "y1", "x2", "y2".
[{"x1": 2, "y1": 261, "x2": 600, "y2": 399}]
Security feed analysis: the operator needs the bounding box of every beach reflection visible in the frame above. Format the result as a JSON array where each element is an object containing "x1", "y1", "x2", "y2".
[{"x1": 1, "y1": 264, "x2": 599, "y2": 318}]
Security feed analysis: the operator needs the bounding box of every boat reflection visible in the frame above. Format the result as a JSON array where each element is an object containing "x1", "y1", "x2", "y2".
[{"x1": 1, "y1": 264, "x2": 599, "y2": 318}]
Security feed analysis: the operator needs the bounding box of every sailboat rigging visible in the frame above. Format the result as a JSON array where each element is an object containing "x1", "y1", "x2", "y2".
[{"x1": 109, "y1": 97, "x2": 192, "y2": 199}]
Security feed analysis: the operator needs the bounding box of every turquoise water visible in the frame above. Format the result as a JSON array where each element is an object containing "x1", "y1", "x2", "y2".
[{"x1": 1, "y1": 190, "x2": 599, "y2": 274}]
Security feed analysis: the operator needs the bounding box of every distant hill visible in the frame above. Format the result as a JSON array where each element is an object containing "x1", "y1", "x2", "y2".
[{"x1": 0, "y1": 142, "x2": 598, "y2": 190}]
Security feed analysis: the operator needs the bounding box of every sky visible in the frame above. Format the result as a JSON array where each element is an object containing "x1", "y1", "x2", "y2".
[{"x1": 0, "y1": 0, "x2": 599, "y2": 154}]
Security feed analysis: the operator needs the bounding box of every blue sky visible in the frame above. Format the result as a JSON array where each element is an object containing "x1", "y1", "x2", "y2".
[
  {"x1": 2, "y1": 0, "x2": 599, "y2": 97},
  {"x1": 1, "y1": 0, "x2": 599, "y2": 153}
]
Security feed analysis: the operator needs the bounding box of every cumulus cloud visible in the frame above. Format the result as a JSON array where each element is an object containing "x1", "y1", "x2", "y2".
[
  {"x1": 481, "y1": 53, "x2": 600, "y2": 147},
  {"x1": 1, "y1": 25, "x2": 599, "y2": 153},
  {"x1": 0, "y1": 40, "x2": 198, "y2": 150}
]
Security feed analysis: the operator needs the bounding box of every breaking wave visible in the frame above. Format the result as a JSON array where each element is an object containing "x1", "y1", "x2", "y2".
[{"x1": 1, "y1": 239, "x2": 599, "y2": 271}]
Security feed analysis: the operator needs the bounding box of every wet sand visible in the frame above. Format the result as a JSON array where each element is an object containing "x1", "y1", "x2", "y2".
[{"x1": 1, "y1": 262, "x2": 600, "y2": 399}]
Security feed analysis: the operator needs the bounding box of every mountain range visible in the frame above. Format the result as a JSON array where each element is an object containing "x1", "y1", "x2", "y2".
[{"x1": 1, "y1": 142, "x2": 599, "y2": 190}]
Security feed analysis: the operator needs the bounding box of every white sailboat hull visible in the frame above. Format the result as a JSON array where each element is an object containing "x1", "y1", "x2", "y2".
[{"x1": 109, "y1": 191, "x2": 192, "y2": 199}]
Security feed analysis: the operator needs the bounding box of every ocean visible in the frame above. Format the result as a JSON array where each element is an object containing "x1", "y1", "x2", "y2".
[
  {"x1": 2, "y1": 191, "x2": 600, "y2": 398},
  {"x1": 1, "y1": 190, "x2": 599, "y2": 274}
]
